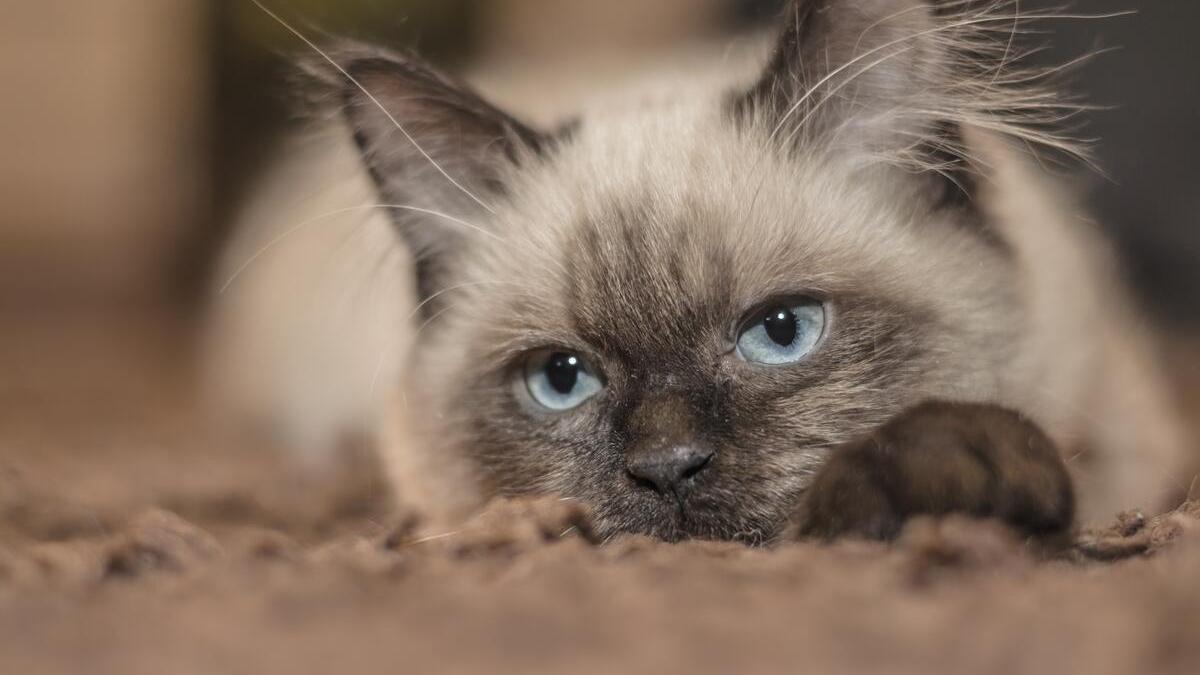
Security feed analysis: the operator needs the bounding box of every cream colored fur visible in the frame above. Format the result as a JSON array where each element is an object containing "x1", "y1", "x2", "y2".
[{"x1": 209, "y1": 22, "x2": 1188, "y2": 528}]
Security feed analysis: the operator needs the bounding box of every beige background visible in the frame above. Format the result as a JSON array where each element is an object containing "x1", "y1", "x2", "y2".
[{"x1": 0, "y1": 1, "x2": 209, "y2": 306}]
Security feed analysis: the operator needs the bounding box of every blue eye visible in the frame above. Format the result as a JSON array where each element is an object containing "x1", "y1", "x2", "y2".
[
  {"x1": 735, "y1": 299, "x2": 826, "y2": 365},
  {"x1": 524, "y1": 351, "x2": 604, "y2": 411}
]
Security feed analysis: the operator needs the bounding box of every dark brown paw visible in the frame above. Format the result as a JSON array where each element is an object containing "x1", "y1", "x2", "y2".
[{"x1": 793, "y1": 401, "x2": 1075, "y2": 542}]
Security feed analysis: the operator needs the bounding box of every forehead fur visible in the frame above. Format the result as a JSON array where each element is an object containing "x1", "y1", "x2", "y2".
[{"x1": 448, "y1": 94, "x2": 1016, "y2": 379}]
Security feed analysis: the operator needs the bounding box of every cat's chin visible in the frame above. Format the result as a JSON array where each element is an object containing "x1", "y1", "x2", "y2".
[{"x1": 588, "y1": 498, "x2": 785, "y2": 547}]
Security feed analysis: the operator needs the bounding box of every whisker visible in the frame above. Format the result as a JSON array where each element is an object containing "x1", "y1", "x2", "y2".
[
  {"x1": 249, "y1": 0, "x2": 496, "y2": 215},
  {"x1": 220, "y1": 203, "x2": 498, "y2": 293},
  {"x1": 402, "y1": 530, "x2": 462, "y2": 547},
  {"x1": 768, "y1": 3, "x2": 1125, "y2": 179},
  {"x1": 367, "y1": 278, "x2": 521, "y2": 397},
  {"x1": 991, "y1": 0, "x2": 1021, "y2": 88},
  {"x1": 768, "y1": 9, "x2": 1134, "y2": 145},
  {"x1": 320, "y1": 213, "x2": 397, "y2": 322},
  {"x1": 781, "y1": 45, "x2": 918, "y2": 148},
  {"x1": 362, "y1": 248, "x2": 407, "y2": 398}
]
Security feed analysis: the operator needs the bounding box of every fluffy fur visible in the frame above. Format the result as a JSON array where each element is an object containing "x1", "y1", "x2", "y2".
[{"x1": 212, "y1": 0, "x2": 1189, "y2": 541}]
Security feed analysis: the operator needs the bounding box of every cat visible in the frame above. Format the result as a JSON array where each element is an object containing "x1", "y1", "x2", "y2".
[{"x1": 214, "y1": 0, "x2": 1190, "y2": 544}]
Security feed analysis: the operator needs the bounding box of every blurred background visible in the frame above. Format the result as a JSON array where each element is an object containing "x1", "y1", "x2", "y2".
[{"x1": 0, "y1": 0, "x2": 1196, "y2": 320}]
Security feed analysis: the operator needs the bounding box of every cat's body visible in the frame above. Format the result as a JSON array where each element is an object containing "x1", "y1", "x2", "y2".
[{"x1": 212, "y1": 0, "x2": 1190, "y2": 543}]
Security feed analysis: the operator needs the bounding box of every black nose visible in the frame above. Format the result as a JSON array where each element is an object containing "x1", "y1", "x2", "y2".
[{"x1": 626, "y1": 445, "x2": 714, "y2": 494}]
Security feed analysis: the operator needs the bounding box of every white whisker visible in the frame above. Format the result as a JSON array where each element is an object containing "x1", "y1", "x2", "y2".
[
  {"x1": 249, "y1": 0, "x2": 496, "y2": 215},
  {"x1": 220, "y1": 203, "x2": 498, "y2": 293},
  {"x1": 368, "y1": 278, "x2": 518, "y2": 397},
  {"x1": 768, "y1": 8, "x2": 1134, "y2": 147},
  {"x1": 781, "y1": 45, "x2": 918, "y2": 148},
  {"x1": 991, "y1": 0, "x2": 1021, "y2": 88}
]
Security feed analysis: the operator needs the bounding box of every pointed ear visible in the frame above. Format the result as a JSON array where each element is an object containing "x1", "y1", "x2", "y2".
[
  {"x1": 740, "y1": 0, "x2": 945, "y2": 150},
  {"x1": 738, "y1": 0, "x2": 1082, "y2": 200},
  {"x1": 327, "y1": 49, "x2": 549, "y2": 304}
]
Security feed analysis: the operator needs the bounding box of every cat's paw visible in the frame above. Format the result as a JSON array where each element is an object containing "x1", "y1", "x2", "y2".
[{"x1": 792, "y1": 401, "x2": 1075, "y2": 542}]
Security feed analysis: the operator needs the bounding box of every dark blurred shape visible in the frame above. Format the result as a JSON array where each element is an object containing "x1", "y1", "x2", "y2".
[
  {"x1": 727, "y1": 0, "x2": 792, "y2": 27},
  {"x1": 1022, "y1": 1, "x2": 1200, "y2": 326}
]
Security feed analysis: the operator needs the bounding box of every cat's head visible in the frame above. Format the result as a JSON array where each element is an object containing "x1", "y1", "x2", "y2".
[{"x1": 325, "y1": 0, "x2": 1078, "y2": 543}]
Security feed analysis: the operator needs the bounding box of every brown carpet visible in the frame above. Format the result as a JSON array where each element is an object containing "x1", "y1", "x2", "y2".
[{"x1": 2, "y1": 309, "x2": 1198, "y2": 675}]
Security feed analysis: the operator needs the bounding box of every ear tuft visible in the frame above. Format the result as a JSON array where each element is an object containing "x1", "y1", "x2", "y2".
[
  {"x1": 738, "y1": 0, "x2": 1093, "y2": 196},
  {"x1": 306, "y1": 46, "x2": 549, "y2": 307}
]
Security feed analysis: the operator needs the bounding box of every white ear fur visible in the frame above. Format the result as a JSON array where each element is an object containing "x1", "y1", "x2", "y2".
[
  {"x1": 326, "y1": 48, "x2": 548, "y2": 307},
  {"x1": 742, "y1": 0, "x2": 1090, "y2": 177}
]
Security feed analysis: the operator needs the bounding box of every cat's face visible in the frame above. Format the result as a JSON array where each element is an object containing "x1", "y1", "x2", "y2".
[
  {"x1": 411, "y1": 109, "x2": 1016, "y2": 542},
  {"x1": 327, "y1": 0, "x2": 1067, "y2": 541}
]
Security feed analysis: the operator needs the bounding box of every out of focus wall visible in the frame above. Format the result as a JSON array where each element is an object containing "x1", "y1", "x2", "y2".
[
  {"x1": 0, "y1": 1, "x2": 209, "y2": 306},
  {"x1": 481, "y1": 0, "x2": 724, "y2": 57}
]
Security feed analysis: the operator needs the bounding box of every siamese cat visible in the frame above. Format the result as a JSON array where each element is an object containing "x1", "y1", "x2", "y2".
[{"x1": 215, "y1": 0, "x2": 1190, "y2": 544}]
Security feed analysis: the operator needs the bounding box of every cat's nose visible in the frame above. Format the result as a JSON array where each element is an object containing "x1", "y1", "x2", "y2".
[{"x1": 626, "y1": 445, "x2": 714, "y2": 494}]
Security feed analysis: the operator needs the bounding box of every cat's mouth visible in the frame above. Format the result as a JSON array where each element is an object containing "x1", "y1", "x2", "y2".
[{"x1": 589, "y1": 492, "x2": 785, "y2": 546}]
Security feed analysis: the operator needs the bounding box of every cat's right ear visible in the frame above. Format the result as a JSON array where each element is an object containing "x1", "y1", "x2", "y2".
[{"x1": 320, "y1": 48, "x2": 549, "y2": 307}]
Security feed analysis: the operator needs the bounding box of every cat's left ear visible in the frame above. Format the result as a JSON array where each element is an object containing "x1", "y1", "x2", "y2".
[
  {"x1": 737, "y1": 0, "x2": 1061, "y2": 198},
  {"x1": 326, "y1": 49, "x2": 549, "y2": 304},
  {"x1": 739, "y1": 0, "x2": 949, "y2": 151}
]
